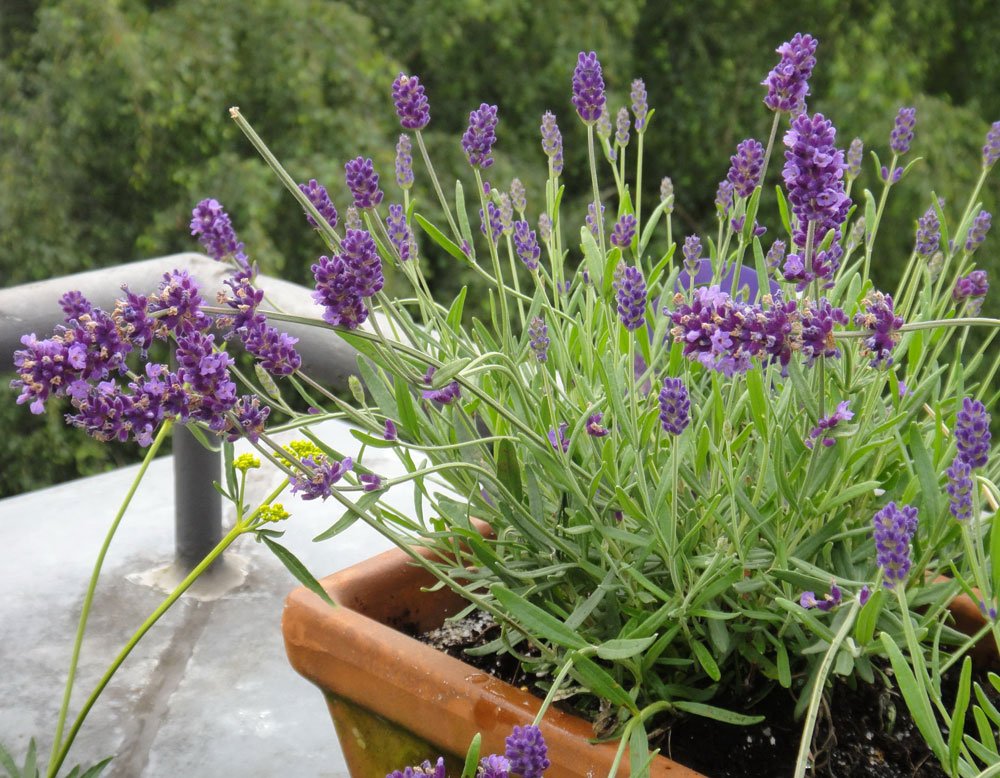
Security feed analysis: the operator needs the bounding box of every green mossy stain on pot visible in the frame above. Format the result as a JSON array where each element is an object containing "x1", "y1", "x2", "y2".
[{"x1": 324, "y1": 693, "x2": 464, "y2": 776}]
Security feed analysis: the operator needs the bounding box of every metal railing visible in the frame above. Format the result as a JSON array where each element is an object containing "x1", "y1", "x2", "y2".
[{"x1": 1, "y1": 253, "x2": 358, "y2": 573}]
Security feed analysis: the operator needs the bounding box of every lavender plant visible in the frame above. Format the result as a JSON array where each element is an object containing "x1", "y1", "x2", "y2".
[{"x1": 10, "y1": 33, "x2": 1000, "y2": 778}]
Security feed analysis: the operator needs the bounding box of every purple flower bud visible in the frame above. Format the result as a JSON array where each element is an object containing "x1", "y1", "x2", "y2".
[
  {"x1": 659, "y1": 377, "x2": 691, "y2": 435},
  {"x1": 800, "y1": 298, "x2": 848, "y2": 365},
  {"x1": 595, "y1": 106, "x2": 612, "y2": 139},
  {"x1": 956, "y1": 397, "x2": 991, "y2": 469},
  {"x1": 846, "y1": 138, "x2": 864, "y2": 181},
  {"x1": 586, "y1": 201, "x2": 605, "y2": 239},
  {"x1": 540, "y1": 111, "x2": 564, "y2": 175},
  {"x1": 873, "y1": 502, "x2": 918, "y2": 588},
  {"x1": 631, "y1": 79, "x2": 648, "y2": 131},
  {"x1": 359, "y1": 473, "x2": 383, "y2": 492},
  {"x1": 344, "y1": 206, "x2": 362, "y2": 231},
  {"x1": 682, "y1": 234, "x2": 702, "y2": 275},
  {"x1": 228, "y1": 395, "x2": 270, "y2": 443},
  {"x1": 383, "y1": 419, "x2": 398, "y2": 441},
  {"x1": 983, "y1": 121, "x2": 1000, "y2": 169},
  {"x1": 298, "y1": 179, "x2": 338, "y2": 230},
  {"x1": 661, "y1": 177, "x2": 674, "y2": 213},
  {"x1": 528, "y1": 316, "x2": 549, "y2": 362},
  {"x1": 613, "y1": 263, "x2": 647, "y2": 331},
  {"x1": 312, "y1": 255, "x2": 368, "y2": 329},
  {"x1": 395, "y1": 135, "x2": 414, "y2": 190},
  {"x1": 387, "y1": 757, "x2": 445, "y2": 778},
  {"x1": 915, "y1": 205, "x2": 940, "y2": 257},
  {"x1": 498, "y1": 193, "x2": 513, "y2": 234},
  {"x1": 965, "y1": 210, "x2": 991, "y2": 253},
  {"x1": 386, "y1": 204, "x2": 416, "y2": 261},
  {"x1": 538, "y1": 213, "x2": 552, "y2": 242},
  {"x1": 782, "y1": 112, "x2": 850, "y2": 249},
  {"x1": 610, "y1": 214, "x2": 637, "y2": 249},
  {"x1": 462, "y1": 103, "x2": 499, "y2": 169},
  {"x1": 391, "y1": 73, "x2": 430, "y2": 130},
  {"x1": 421, "y1": 366, "x2": 461, "y2": 406},
  {"x1": 715, "y1": 179, "x2": 735, "y2": 217},
  {"x1": 479, "y1": 202, "x2": 503, "y2": 244},
  {"x1": 762, "y1": 33, "x2": 818, "y2": 115},
  {"x1": 880, "y1": 165, "x2": 903, "y2": 185},
  {"x1": 572, "y1": 51, "x2": 606, "y2": 124},
  {"x1": 615, "y1": 107, "x2": 630, "y2": 147},
  {"x1": 953, "y1": 270, "x2": 988, "y2": 314},
  {"x1": 859, "y1": 585, "x2": 871, "y2": 606},
  {"x1": 806, "y1": 400, "x2": 853, "y2": 448},
  {"x1": 728, "y1": 138, "x2": 765, "y2": 198},
  {"x1": 854, "y1": 291, "x2": 903, "y2": 368},
  {"x1": 477, "y1": 754, "x2": 511, "y2": 778},
  {"x1": 586, "y1": 412, "x2": 609, "y2": 437},
  {"x1": 890, "y1": 107, "x2": 916, "y2": 155},
  {"x1": 505, "y1": 725, "x2": 550, "y2": 778},
  {"x1": 802, "y1": 583, "x2": 842, "y2": 611},
  {"x1": 513, "y1": 220, "x2": 541, "y2": 271},
  {"x1": 548, "y1": 422, "x2": 569, "y2": 453},
  {"x1": 344, "y1": 157, "x2": 384, "y2": 209},
  {"x1": 510, "y1": 178, "x2": 526, "y2": 213},
  {"x1": 946, "y1": 456, "x2": 974, "y2": 521},
  {"x1": 766, "y1": 240, "x2": 787, "y2": 272}
]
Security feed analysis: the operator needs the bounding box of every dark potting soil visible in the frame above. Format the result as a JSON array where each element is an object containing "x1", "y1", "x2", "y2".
[{"x1": 415, "y1": 612, "x2": 975, "y2": 778}]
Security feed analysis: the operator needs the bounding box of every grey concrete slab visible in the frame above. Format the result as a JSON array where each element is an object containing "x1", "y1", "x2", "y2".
[{"x1": 0, "y1": 419, "x2": 418, "y2": 777}]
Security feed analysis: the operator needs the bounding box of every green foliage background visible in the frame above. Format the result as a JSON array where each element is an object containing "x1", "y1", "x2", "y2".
[{"x1": 2, "y1": 0, "x2": 998, "y2": 496}]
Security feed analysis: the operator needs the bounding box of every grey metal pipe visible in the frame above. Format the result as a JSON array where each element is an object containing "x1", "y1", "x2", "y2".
[{"x1": 172, "y1": 423, "x2": 223, "y2": 572}]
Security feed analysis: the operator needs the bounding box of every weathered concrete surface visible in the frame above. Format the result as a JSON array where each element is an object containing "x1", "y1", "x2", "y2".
[{"x1": 0, "y1": 419, "x2": 406, "y2": 777}]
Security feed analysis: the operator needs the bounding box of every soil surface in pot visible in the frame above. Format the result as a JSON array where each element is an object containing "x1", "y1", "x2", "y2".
[{"x1": 415, "y1": 613, "x2": 984, "y2": 778}]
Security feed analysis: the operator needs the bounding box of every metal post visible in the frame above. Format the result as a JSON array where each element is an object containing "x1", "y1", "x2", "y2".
[{"x1": 172, "y1": 422, "x2": 223, "y2": 572}]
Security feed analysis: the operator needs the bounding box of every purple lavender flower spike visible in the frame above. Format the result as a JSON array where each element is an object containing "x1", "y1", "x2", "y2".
[
  {"x1": 298, "y1": 179, "x2": 339, "y2": 230},
  {"x1": 682, "y1": 235, "x2": 702, "y2": 276},
  {"x1": 800, "y1": 298, "x2": 848, "y2": 365},
  {"x1": 631, "y1": 78, "x2": 648, "y2": 131},
  {"x1": 386, "y1": 757, "x2": 446, "y2": 778},
  {"x1": 859, "y1": 586, "x2": 871, "y2": 606},
  {"x1": 614, "y1": 263, "x2": 647, "y2": 331},
  {"x1": 344, "y1": 157, "x2": 384, "y2": 209},
  {"x1": 480, "y1": 201, "x2": 503, "y2": 244},
  {"x1": 890, "y1": 107, "x2": 916, "y2": 155},
  {"x1": 513, "y1": 220, "x2": 541, "y2": 271},
  {"x1": 391, "y1": 73, "x2": 430, "y2": 130},
  {"x1": 153, "y1": 269, "x2": 212, "y2": 335},
  {"x1": 190, "y1": 198, "x2": 248, "y2": 266},
  {"x1": 383, "y1": 418, "x2": 398, "y2": 441},
  {"x1": 615, "y1": 107, "x2": 630, "y2": 148},
  {"x1": 806, "y1": 400, "x2": 853, "y2": 448},
  {"x1": 462, "y1": 103, "x2": 499, "y2": 169},
  {"x1": 659, "y1": 377, "x2": 691, "y2": 435},
  {"x1": 801, "y1": 584, "x2": 842, "y2": 611},
  {"x1": 610, "y1": 214, "x2": 637, "y2": 249},
  {"x1": 289, "y1": 455, "x2": 353, "y2": 501},
  {"x1": 782, "y1": 112, "x2": 850, "y2": 249},
  {"x1": 538, "y1": 213, "x2": 552, "y2": 242},
  {"x1": 915, "y1": 205, "x2": 940, "y2": 257},
  {"x1": 956, "y1": 397, "x2": 991, "y2": 469},
  {"x1": 766, "y1": 240, "x2": 787, "y2": 273},
  {"x1": 965, "y1": 210, "x2": 991, "y2": 253},
  {"x1": 762, "y1": 33, "x2": 818, "y2": 114},
  {"x1": 510, "y1": 178, "x2": 526, "y2": 213},
  {"x1": 946, "y1": 456, "x2": 974, "y2": 521},
  {"x1": 728, "y1": 139, "x2": 765, "y2": 198},
  {"x1": 873, "y1": 502, "x2": 918, "y2": 588},
  {"x1": 548, "y1": 422, "x2": 570, "y2": 453},
  {"x1": 586, "y1": 412, "x2": 609, "y2": 437},
  {"x1": 505, "y1": 724, "x2": 550, "y2": 778},
  {"x1": 715, "y1": 179, "x2": 735, "y2": 217},
  {"x1": 228, "y1": 395, "x2": 270, "y2": 443},
  {"x1": 846, "y1": 138, "x2": 863, "y2": 181},
  {"x1": 174, "y1": 331, "x2": 237, "y2": 432},
  {"x1": 386, "y1": 203, "x2": 416, "y2": 261},
  {"x1": 528, "y1": 316, "x2": 549, "y2": 362},
  {"x1": 395, "y1": 135, "x2": 414, "y2": 190},
  {"x1": 953, "y1": 270, "x2": 989, "y2": 315},
  {"x1": 540, "y1": 111, "x2": 564, "y2": 175},
  {"x1": 572, "y1": 51, "x2": 606, "y2": 124},
  {"x1": 341, "y1": 229, "x2": 383, "y2": 297},
  {"x1": 854, "y1": 291, "x2": 904, "y2": 367},
  {"x1": 114, "y1": 287, "x2": 156, "y2": 356},
  {"x1": 242, "y1": 320, "x2": 301, "y2": 376},
  {"x1": 477, "y1": 754, "x2": 510, "y2": 778},
  {"x1": 586, "y1": 201, "x2": 605, "y2": 239},
  {"x1": 983, "y1": 121, "x2": 1000, "y2": 169},
  {"x1": 60, "y1": 290, "x2": 92, "y2": 320},
  {"x1": 312, "y1": 254, "x2": 368, "y2": 329}
]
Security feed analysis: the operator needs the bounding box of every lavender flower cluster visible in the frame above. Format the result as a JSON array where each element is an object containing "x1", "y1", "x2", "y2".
[{"x1": 387, "y1": 725, "x2": 548, "y2": 778}]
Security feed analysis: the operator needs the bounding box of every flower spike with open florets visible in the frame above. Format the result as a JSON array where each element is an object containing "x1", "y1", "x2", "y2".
[
  {"x1": 572, "y1": 51, "x2": 606, "y2": 123},
  {"x1": 391, "y1": 73, "x2": 430, "y2": 130},
  {"x1": 462, "y1": 103, "x2": 499, "y2": 169},
  {"x1": 762, "y1": 33, "x2": 818, "y2": 115}
]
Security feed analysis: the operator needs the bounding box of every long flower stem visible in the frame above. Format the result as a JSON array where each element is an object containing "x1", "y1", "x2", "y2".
[
  {"x1": 47, "y1": 421, "x2": 173, "y2": 772},
  {"x1": 587, "y1": 125, "x2": 606, "y2": 258},
  {"x1": 415, "y1": 130, "x2": 462, "y2": 242},
  {"x1": 48, "y1": 510, "x2": 246, "y2": 778}
]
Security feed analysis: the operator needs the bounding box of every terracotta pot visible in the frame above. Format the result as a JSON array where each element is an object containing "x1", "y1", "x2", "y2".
[{"x1": 282, "y1": 543, "x2": 705, "y2": 777}]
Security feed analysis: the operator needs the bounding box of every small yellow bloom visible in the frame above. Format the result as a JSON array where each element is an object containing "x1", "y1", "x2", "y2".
[
  {"x1": 259, "y1": 503, "x2": 291, "y2": 523},
  {"x1": 234, "y1": 453, "x2": 261, "y2": 472}
]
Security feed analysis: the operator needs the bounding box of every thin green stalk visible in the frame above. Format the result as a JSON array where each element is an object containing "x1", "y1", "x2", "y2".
[
  {"x1": 414, "y1": 130, "x2": 462, "y2": 242},
  {"x1": 587, "y1": 125, "x2": 606, "y2": 258},
  {"x1": 862, "y1": 157, "x2": 897, "y2": 287},
  {"x1": 49, "y1": 515, "x2": 251, "y2": 778},
  {"x1": 47, "y1": 421, "x2": 173, "y2": 772},
  {"x1": 635, "y1": 131, "x2": 645, "y2": 237},
  {"x1": 759, "y1": 112, "x2": 781, "y2": 191}
]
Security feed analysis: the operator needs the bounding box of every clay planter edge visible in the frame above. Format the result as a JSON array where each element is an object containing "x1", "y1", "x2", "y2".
[{"x1": 281, "y1": 542, "x2": 704, "y2": 777}]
